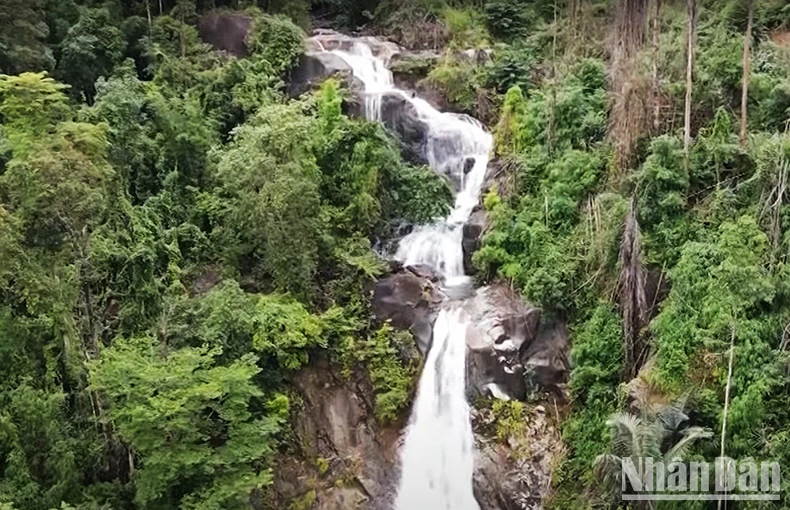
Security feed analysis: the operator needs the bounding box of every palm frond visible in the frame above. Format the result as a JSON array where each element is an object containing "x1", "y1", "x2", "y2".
[
  {"x1": 607, "y1": 412, "x2": 642, "y2": 458},
  {"x1": 665, "y1": 426, "x2": 713, "y2": 460}
]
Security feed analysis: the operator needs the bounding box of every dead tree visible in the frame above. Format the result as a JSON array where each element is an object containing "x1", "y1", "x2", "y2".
[
  {"x1": 618, "y1": 198, "x2": 649, "y2": 378},
  {"x1": 740, "y1": 0, "x2": 754, "y2": 147},
  {"x1": 610, "y1": 0, "x2": 650, "y2": 170}
]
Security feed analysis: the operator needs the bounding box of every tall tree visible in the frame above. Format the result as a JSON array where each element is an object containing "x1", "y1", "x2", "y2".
[
  {"x1": 0, "y1": 0, "x2": 55, "y2": 74},
  {"x1": 57, "y1": 8, "x2": 126, "y2": 102},
  {"x1": 89, "y1": 341, "x2": 286, "y2": 509},
  {"x1": 651, "y1": 0, "x2": 661, "y2": 132},
  {"x1": 609, "y1": 0, "x2": 649, "y2": 170},
  {"x1": 739, "y1": 0, "x2": 754, "y2": 147},
  {"x1": 683, "y1": 0, "x2": 695, "y2": 154}
]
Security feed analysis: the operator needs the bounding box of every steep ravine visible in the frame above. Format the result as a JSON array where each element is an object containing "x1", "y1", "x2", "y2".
[{"x1": 273, "y1": 30, "x2": 569, "y2": 510}]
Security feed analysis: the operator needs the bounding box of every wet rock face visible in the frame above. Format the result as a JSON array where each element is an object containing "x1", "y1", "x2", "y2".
[
  {"x1": 289, "y1": 52, "x2": 352, "y2": 94},
  {"x1": 197, "y1": 13, "x2": 252, "y2": 56},
  {"x1": 462, "y1": 206, "x2": 488, "y2": 274},
  {"x1": 379, "y1": 92, "x2": 431, "y2": 164},
  {"x1": 462, "y1": 159, "x2": 507, "y2": 275},
  {"x1": 369, "y1": 263, "x2": 443, "y2": 354},
  {"x1": 268, "y1": 359, "x2": 400, "y2": 510},
  {"x1": 523, "y1": 319, "x2": 570, "y2": 398},
  {"x1": 309, "y1": 30, "x2": 401, "y2": 60},
  {"x1": 463, "y1": 285, "x2": 569, "y2": 401},
  {"x1": 464, "y1": 285, "x2": 542, "y2": 401},
  {"x1": 389, "y1": 51, "x2": 452, "y2": 112},
  {"x1": 473, "y1": 406, "x2": 560, "y2": 510},
  {"x1": 288, "y1": 52, "x2": 366, "y2": 117}
]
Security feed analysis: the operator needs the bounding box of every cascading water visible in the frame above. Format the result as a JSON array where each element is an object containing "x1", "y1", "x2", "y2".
[
  {"x1": 394, "y1": 307, "x2": 478, "y2": 510},
  {"x1": 319, "y1": 35, "x2": 492, "y2": 509}
]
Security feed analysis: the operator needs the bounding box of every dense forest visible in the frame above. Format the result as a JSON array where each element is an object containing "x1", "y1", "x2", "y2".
[{"x1": 2, "y1": 0, "x2": 790, "y2": 509}]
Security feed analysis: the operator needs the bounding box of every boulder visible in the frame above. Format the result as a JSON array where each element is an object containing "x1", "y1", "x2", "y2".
[
  {"x1": 197, "y1": 13, "x2": 253, "y2": 56},
  {"x1": 310, "y1": 30, "x2": 400, "y2": 61},
  {"x1": 463, "y1": 285, "x2": 542, "y2": 400},
  {"x1": 389, "y1": 51, "x2": 439, "y2": 80},
  {"x1": 289, "y1": 52, "x2": 351, "y2": 93},
  {"x1": 380, "y1": 92, "x2": 431, "y2": 164},
  {"x1": 388, "y1": 51, "x2": 451, "y2": 112},
  {"x1": 369, "y1": 264, "x2": 443, "y2": 354},
  {"x1": 462, "y1": 206, "x2": 488, "y2": 274},
  {"x1": 522, "y1": 319, "x2": 570, "y2": 399},
  {"x1": 463, "y1": 285, "x2": 570, "y2": 401},
  {"x1": 288, "y1": 51, "x2": 367, "y2": 116}
]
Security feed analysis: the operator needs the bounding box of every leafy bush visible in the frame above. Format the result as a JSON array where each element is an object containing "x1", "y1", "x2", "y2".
[
  {"x1": 650, "y1": 216, "x2": 775, "y2": 392},
  {"x1": 441, "y1": 7, "x2": 488, "y2": 47},
  {"x1": 339, "y1": 322, "x2": 419, "y2": 423},
  {"x1": 426, "y1": 51, "x2": 483, "y2": 111},
  {"x1": 486, "y1": 43, "x2": 540, "y2": 94},
  {"x1": 484, "y1": 0, "x2": 538, "y2": 42},
  {"x1": 246, "y1": 12, "x2": 304, "y2": 76}
]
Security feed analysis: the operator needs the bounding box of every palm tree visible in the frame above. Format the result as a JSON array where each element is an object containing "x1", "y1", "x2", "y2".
[{"x1": 594, "y1": 399, "x2": 712, "y2": 509}]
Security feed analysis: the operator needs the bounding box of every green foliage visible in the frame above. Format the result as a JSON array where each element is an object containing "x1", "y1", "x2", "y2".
[
  {"x1": 426, "y1": 51, "x2": 482, "y2": 112},
  {"x1": 477, "y1": 60, "x2": 610, "y2": 310},
  {"x1": 0, "y1": 0, "x2": 55, "y2": 74},
  {"x1": 0, "y1": 385, "x2": 89, "y2": 510},
  {"x1": 499, "y1": 58, "x2": 608, "y2": 154},
  {"x1": 486, "y1": 43, "x2": 540, "y2": 95},
  {"x1": 213, "y1": 100, "x2": 322, "y2": 295},
  {"x1": 484, "y1": 0, "x2": 544, "y2": 42},
  {"x1": 90, "y1": 339, "x2": 285, "y2": 509},
  {"x1": 650, "y1": 216, "x2": 776, "y2": 393},
  {"x1": 0, "y1": 73, "x2": 70, "y2": 156},
  {"x1": 594, "y1": 407, "x2": 712, "y2": 505},
  {"x1": 477, "y1": 2, "x2": 790, "y2": 507},
  {"x1": 253, "y1": 295, "x2": 326, "y2": 370},
  {"x1": 491, "y1": 400, "x2": 527, "y2": 442},
  {"x1": 552, "y1": 304, "x2": 624, "y2": 499},
  {"x1": 56, "y1": 7, "x2": 126, "y2": 101},
  {"x1": 441, "y1": 7, "x2": 487, "y2": 47},
  {"x1": 0, "y1": 6, "x2": 448, "y2": 508},
  {"x1": 339, "y1": 323, "x2": 419, "y2": 423},
  {"x1": 569, "y1": 304, "x2": 624, "y2": 407},
  {"x1": 246, "y1": 12, "x2": 303, "y2": 77}
]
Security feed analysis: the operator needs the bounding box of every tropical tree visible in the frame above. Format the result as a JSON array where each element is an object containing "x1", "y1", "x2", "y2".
[{"x1": 594, "y1": 400, "x2": 712, "y2": 508}]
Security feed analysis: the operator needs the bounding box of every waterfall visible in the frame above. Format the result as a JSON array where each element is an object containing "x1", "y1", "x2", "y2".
[
  {"x1": 394, "y1": 307, "x2": 478, "y2": 510},
  {"x1": 319, "y1": 36, "x2": 492, "y2": 509}
]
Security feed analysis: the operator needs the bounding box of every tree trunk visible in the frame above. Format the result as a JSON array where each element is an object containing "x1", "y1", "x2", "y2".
[
  {"x1": 740, "y1": 0, "x2": 754, "y2": 147},
  {"x1": 652, "y1": 0, "x2": 662, "y2": 132},
  {"x1": 547, "y1": 0, "x2": 558, "y2": 154},
  {"x1": 570, "y1": 0, "x2": 578, "y2": 50},
  {"x1": 619, "y1": 197, "x2": 648, "y2": 378},
  {"x1": 717, "y1": 325, "x2": 736, "y2": 510},
  {"x1": 683, "y1": 0, "x2": 695, "y2": 154},
  {"x1": 145, "y1": 0, "x2": 152, "y2": 30},
  {"x1": 610, "y1": 0, "x2": 649, "y2": 170},
  {"x1": 159, "y1": 0, "x2": 163, "y2": 15}
]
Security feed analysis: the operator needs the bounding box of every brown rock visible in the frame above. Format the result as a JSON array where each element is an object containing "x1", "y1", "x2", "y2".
[
  {"x1": 197, "y1": 13, "x2": 253, "y2": 56},
  {"x1": 464, "y1": 285, "x2": 541, "y2": 400},
  {"x1": 369, "y1": 265, "x2": 443, "y2": 353},
  {"x1": 269, "y1": 359, "x2": 401, "y2": 510}
]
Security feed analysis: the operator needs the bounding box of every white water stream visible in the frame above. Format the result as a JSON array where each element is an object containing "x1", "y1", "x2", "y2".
[{"x1": 319, "y1": 36, "x2": 492, "y2": 509}]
